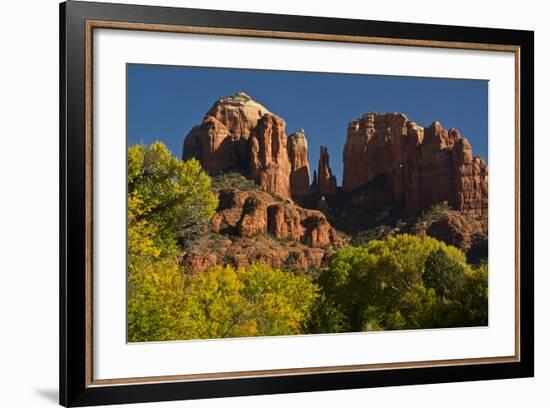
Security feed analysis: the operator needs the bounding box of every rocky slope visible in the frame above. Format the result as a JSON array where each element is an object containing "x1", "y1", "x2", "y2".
[
  {"x1": 180, "y1": 180, "x2": 342, "y2": 273},
  {"x1": 413, "y1": 209, "x2": 488, "y2": 264}
]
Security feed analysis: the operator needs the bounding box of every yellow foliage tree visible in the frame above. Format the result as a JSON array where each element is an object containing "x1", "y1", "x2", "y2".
[{"x1": 127, "y1": 142, "x2": 218, "y2": 341}]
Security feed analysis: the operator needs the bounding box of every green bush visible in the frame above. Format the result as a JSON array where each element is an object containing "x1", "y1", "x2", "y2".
[
  {"x1": 351, "y1": 225, "x2": 390, "y2": 246},
  {"x1": 309, "y1": 234, "x2": 487, "y2": 333},
  {"x1": 211, "y1": 172, "x2": 258, "y2": 191}
]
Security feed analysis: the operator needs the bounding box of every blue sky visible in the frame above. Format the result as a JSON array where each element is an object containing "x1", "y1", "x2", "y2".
[{"x1": 127, "y1": 64, "x2": 488, "y2": 184}]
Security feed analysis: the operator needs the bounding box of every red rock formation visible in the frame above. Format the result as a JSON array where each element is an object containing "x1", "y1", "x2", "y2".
[
  {"x1": 423, "y1": 211, "x2": 486, "y2": 254},
  {"x1": 267, "y1": 203, "x2": 303, "y2": 241},
  {"x1": 183, "y1": 92, "x2": 270, "y2": 174},
  {"x1": 180, "y1": 252, "x2": 219, "y2": 275},
  {"x1": 249, "y1": 114, "x2": 292, "y2": 199},
  {"x1": 184, "y1": 92, "x2": 314, "y2": 200},
  {"x1": 237, "y1": 196, "x2": 268, "y2": 237},
  {"x1": 412, "y1": 207, "x2": 488, "y2": 262},
  {"x1": 287, "y1": 129, "x2": 311, "y2": 198},
  {"x1": 180, "y1": 188, "x2": 342, "y2": 273},
  {"x1": 342, "y1": 112, "x2": 488, "y2": 215},
  {"x1": 212, "y1": 189, "x2": 340, "y2": 247},
  {"x1": 453, "y1": 138, "x2": 489, "y2": 214},
  {"x1": 311, "y1": 171, "x2": 318, "y2": 191},
  {"x1": 317, "y1": 146, "x2": 337, "y2": 196},
  {"x1": 183, "y1": 117, "x2": 232, "y2": 175}
]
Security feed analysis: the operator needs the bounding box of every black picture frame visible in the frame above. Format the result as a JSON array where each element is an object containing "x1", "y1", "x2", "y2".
[{"x1": 60, "y1": 1, "x2": 534, "y2": 406}]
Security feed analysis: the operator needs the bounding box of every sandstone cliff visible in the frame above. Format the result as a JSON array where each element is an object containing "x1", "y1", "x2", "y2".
[
  {"x1": 248, "y1": 113, "x2": 293, "y2": 199},
  {"x1": 183, "y1": 92, "x2": 312, "y2": 200},
  {"x1": 287, "y1": 129, "x2": 311, "y2": 198},
  {"x1": 183, "y1": 92, "x2": 270, "y2": 174},
  {"x1": 342, "y1": 112, "x2": 488, "y2": 215}
]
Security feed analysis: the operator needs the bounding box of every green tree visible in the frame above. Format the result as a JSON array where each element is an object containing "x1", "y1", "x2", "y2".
[
  {"x1": 423, "y1": 248, "x2": 467, "y2": 299},
  {"x1": 314, "y1": 246, "x2": 378, "y2": 332},
  {"x1": 461, "y1": 263, "x2": 489, "y2": 326},
  {"x1": 311, "y1": 234, "x2": 484, "y2": 332},
  {"x1": 307, "y1": 293, "x2": 346, "y2": 334},
  {"x1": 128, "y1": 141, "x2": 218, "y2": 251},
  {"x1": 240, "y1": 263, "x2": 318, "y2": 335},
  {"x1": 127, "y1": 142, "x2": 219, "y2": 341},
  {"x1": 127, "y1": 256, "x2": 190, "y2": 342},
  {"x1": 180, "y1": 265, "x2": 247, "y2": 339}
]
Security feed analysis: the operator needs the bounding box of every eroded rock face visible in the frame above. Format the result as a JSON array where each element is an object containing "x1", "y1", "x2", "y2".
[
  {"x1": 212, "y1": 189, "x2": 340, "y2": 247},
  {"x1": 453, "y1": 138, "x2": 489, "y2": 214},
  {"x1": 342, "y1": 112, "x2": 488, "y2": 215},
  {"x1": 183, "y1": 92, "x2": 270, "y2": 174},
  {"x1": 183, "y1": 92, "x2": 313, "y2": 201},
  {"x1": 180, "y1": 188, "x2": 342, "y2": 273},
  {"x1": 414, "y1": 209, "x2": 488, "y2": 263},
  {"x1": 181, "y1": 252, "x2": 219, "y2": 276},
  {"x1": 287, "y1": 129, "x2": 311, "y2": 198},
  {"x1": 317, "y1": 146, "x2": 337, "y2": 196},
  {"x1": 249, "y1": 114, "x2": 292, "y2": 199},
  {"x1": 267, "y1": 203, "x2": 303, "y2": 241},
  {"x1": 237, "y1": 196, "x2": 268, "y2": 237}
]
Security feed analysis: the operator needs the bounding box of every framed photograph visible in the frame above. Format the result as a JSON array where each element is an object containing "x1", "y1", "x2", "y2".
[{"x1": 60, "y1": 1, "x2": 534, "y2": 406}]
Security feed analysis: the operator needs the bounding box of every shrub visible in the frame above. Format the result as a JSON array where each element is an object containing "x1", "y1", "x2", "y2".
[{"x1": 211, "y1": 172, "x2": 258, "y2": 191}]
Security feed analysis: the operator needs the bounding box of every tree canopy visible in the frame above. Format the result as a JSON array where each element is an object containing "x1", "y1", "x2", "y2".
[
  {"x1": 128, "y1": 141, "x2": 218, "y2": 252},
  {"x1": 310, "y1": 234, "x2": 487, "y2": 333},
  {"x1": 181, "y1": 263, "x2": 318, "y2": 340},
  {"x1": 127, "y1": 142, "x2": 218, "y2": 340},
  {"x1": 129, "y1": 261, "x2": 318, "y2": 342}
]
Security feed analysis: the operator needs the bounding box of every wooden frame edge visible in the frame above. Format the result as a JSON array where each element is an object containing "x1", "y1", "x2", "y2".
[
  {"x1": 88, "y1": 356, "x2": 519, "y2": 387},
  {"x1": 85, "y1": 18, "x2": 94, "y2": 389},
  {"x1": 82, "y1": 18, "x2": 524, "y2": 390},
  {"x1": 87, "y1": 19, "x2": 520, "y2": 52}
]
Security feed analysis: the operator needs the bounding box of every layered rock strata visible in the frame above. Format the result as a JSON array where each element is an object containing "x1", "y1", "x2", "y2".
[
  {"x1": 317, "y1": 146, "x2": 337, "y2": 196},
  {"x1": 342, "y1": 112, "x2": 488, "y2": 215},
  {"x1": 287, "y1": 129, "x2": 311, "y2": 198},
  {"x1": 180, "y1": 188, "x2": 341, "y2": 273},
  {"x1": 249, "y1": 114, "x2": 292, "y2": 199},
  {"x1": 183, "y1": 92, "x2": 312, "y2": 200}
]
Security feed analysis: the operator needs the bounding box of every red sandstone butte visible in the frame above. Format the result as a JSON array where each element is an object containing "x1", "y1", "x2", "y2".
[
  {"x1": 183, "y1": 92, "x2": 312, "y2": 200},
  {"x1": 342, "y1": 112, "x2": 488, "y2": 214}
]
